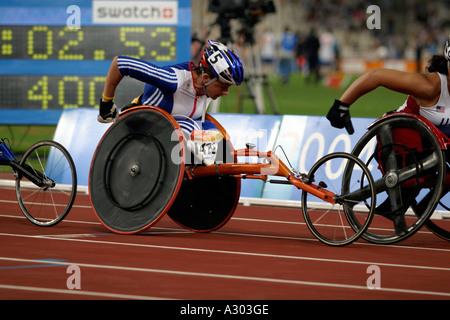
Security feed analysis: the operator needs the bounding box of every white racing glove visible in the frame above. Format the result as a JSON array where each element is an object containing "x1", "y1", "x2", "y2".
[{"x1": 186, "y1": 130, "x2": 224, "y2": 166}]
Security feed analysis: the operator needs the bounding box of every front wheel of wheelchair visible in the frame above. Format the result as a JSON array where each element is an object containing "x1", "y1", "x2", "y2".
[
  {"x1": 16, "y1": 140, "x2": 77, "y2": 227},
  {"x1": 301, "y1": 152, "x2": 376, "y2": 246},
  {"x1": 351, "y1": 116, "x2": 446, "y2": 244},
  {"x1": 89, "y1": 107, "x2": 185, "y2": 234}
]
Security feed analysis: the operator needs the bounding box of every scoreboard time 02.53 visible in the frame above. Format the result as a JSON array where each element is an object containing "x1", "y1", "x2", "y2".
[
  {"x1": 0, "y1": 26, "x2": 176, "y2": 61},
  {"x1": 0, "y1": 25, "x2": 176, "y2": 110}
]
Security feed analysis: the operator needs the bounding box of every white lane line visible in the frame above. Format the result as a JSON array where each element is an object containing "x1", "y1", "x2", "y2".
[
  {"x1": 0, "y1": 257, "x2": 449, "y2": 298},
  {"x1": 0, "y1": 232, "x2": 449, "y2": 272},
  {"x1": 0, "y1": 199, "x2": 92, "y2": 209},
  {"x1": 2, "y1": 212, "x2": 449, "y2": 253},
  {"x1": 0, "y1": 283, "x2": 170, "y2": 300}
]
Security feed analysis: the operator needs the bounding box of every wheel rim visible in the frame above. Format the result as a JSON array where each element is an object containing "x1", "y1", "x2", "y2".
[
  {"x1": 301, "y1": 153, "x2": 375, "y2": 246},
  {"x1": 89, "y1": 107, "x2": 185, "y2": 234},
  {"x1": 16, "y1": 141, "x2": 77, "y2": 226},
  {"x1": 351, "y1": 117, "x2": 445, "y2": 244},
  {"x1": 104, "y1": 134, "x2": 163, "y2": 211}
]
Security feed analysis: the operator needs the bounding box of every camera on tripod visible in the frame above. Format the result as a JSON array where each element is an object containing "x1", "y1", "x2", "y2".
[
  {"x1": 208, "y1": 0, "x2": 275, "y2": 23},
  {"x1": 209, "y1": 0, "x2": 275, "y2": 44},
  {"x1": 207, "y1": 0, "x2": 279, "y2": 115}
]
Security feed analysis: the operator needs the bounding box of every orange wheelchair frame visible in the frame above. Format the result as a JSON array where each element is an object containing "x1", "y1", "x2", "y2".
[{"x1": 89, "y1": 106, "x2": 377, "y2": 246}]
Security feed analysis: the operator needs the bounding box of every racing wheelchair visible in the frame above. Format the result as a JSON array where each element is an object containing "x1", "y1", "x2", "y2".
[
  {"x1": 89, "y1": 106, "x2": 378, "y2": 246},
  {"x1": 350, "y1": 112, "x2": 450, "y2": 244},
  {"x1": 0, "y1": 138, "x2": 77, "y2": 226}
]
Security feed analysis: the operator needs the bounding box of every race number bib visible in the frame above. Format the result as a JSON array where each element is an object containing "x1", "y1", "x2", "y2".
[{"x1": 208, "y1": 51, "x2": 229, "y2": 74}]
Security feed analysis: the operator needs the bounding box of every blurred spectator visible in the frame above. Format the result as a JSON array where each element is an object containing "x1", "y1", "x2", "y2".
[
  {"x1": 298, "y1": 0, "x2": 448, "y2": 61},
  {"x1": 259, "y1": 28, "x2": 277, "y2": 73},
  {"x1": 192, "y1": 0, "x2": 449, "y2": 77},
  {"x1": 278, "y1": 27, "x2": 298, "y2": 84},
  {"x1": 319, "y1": 30, "x2": 339, "y2": 73},
  {"x1": 303, "y1": 28, "x2": 321, "y2": 84}
]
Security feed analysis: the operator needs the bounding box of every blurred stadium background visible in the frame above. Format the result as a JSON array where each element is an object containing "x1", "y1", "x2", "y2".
[{"x1": 191, "y1": 0, "x2": 450, "y2": 117}]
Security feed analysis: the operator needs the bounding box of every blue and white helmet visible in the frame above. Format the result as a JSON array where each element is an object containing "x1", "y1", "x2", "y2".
[{"x1": 200, "y1": 40, "x2": 244, "y2": 86}]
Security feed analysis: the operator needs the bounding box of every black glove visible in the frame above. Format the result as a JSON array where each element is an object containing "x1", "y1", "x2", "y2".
[
  {"x1": 98, "y1": 99, "x2": 119, "y2": 123},
  {"x1": 326, "y1": 99, "x2": 354, "y2": 135}
]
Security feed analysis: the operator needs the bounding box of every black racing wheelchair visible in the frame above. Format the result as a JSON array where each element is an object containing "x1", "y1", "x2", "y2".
[{"x1": 350, "y1": 111, "x2": 450, "y2": 244}]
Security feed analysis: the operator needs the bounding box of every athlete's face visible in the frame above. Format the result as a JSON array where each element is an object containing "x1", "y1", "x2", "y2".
[
  {"x1": 202, "y1": 74, "x2": 232, "y2": 99},
  {"x1": 206, "y1": 80, "x2": 232, "y2": 99}
]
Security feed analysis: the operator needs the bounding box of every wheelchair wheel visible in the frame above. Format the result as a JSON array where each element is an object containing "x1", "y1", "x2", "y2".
[
  {"x1": 301, "y1": 152, "x2": 376, "y2": 246},
  {"x1": 351, "y1": 116, "x2": 446, "y2": 244},
  {"x1": 424, "y1": 190, "x2": 450, "y2": 241},
  {"x1": 89, "y1": 106, "x2": 185, "y2": 234},
  {"x1": 168, "y1": 175, "x2": 240, "y2": 232},
  {"x1": 167, "y1": 113, "x2": 241, "y2": 232},
  {"x1": 16, "y1": 140, "x2": 77, "y2": 226},
  {"x1": 424, "y1": 212, "x2": 450, "y2": 241}
]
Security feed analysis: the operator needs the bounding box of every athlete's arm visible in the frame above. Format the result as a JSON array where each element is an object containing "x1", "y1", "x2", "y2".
[
  {"x1": 327, "y1": 68, "x2": 440, "y2": 134},
  {"x1": 102, "y1": 56, "x2": 179, "y2": 102},
  {"x1": 339, "y1": 68, "x2": 441, "y2": 105},
  {"x1": 116, "y1": 56, "x2": 178, "y2": 93},
  {"x1": 101, "y1": 56, "x2": 123, "y2": 102}
]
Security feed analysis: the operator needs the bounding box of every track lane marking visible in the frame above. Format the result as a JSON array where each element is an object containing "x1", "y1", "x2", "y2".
[
  {"x1": 0, "y1": 232, "x2": 449, "y2": 272},
  {"x1": 0, "y1": 257, "x2": 449, "y2": 298},
  {"x1": 1, "y1": 213, "x2": 449, "y2": 252},
  {"x1": 0, "y1": 283, "x2": 170, "y2": 300}
]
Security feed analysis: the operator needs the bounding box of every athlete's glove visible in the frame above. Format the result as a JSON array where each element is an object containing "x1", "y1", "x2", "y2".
[
  {"x1": 98, "y1": 99, "x2": 119, "y2": 123},
  {"x1": 326, "y1": 99, "x2": 354, "y2": 135}
]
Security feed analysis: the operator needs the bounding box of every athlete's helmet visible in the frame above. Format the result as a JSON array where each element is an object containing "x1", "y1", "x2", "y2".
[
  {"x1": 200, "y1": 40, "x2": 244, "y2": 86},
  {"x1": 445, "y1": 36, "x2": 450, "y2": 61}
]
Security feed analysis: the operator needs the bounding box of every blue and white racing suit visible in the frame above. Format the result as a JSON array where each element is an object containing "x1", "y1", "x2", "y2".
[{"x1": 117, "y1": 56, "x2": 217, "y2": 136}]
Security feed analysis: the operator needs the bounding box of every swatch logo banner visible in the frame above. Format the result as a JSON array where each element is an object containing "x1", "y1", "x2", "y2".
[{"x1": 93, "y1": 1, "x2": 178, "y2": 25}]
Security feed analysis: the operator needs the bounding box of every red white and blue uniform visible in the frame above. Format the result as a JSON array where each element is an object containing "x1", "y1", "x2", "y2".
[
  {"x1": 398, "y1": 72, "x2": 450, "y2": 136},
  {"x1": 117, "y1": 56, "x2": 216, "y2": 135}
]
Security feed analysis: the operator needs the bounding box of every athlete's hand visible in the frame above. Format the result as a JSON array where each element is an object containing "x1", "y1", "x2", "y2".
[
  {"x1": 326, "y1": 99, "x2": 354, "y2": 135},
  {"x1": 98, "y1": 99, "x2": 119, "y2": 123}
]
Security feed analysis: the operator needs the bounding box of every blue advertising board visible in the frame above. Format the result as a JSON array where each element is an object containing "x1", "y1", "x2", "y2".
[
  {"x1": 51, "y1": 108, "x2": 450, "y2": 213},
  {"x1": 261, "y1": 115, "x2": 374, "y2": 201},
  {"x1": 213, "y1": 113, "x2": 282, "y2": 198}
]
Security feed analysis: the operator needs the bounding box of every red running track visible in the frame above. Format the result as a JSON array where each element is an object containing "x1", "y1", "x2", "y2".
[{"x1": 0, "y1": 183, "x2": 450, "y2": 301}]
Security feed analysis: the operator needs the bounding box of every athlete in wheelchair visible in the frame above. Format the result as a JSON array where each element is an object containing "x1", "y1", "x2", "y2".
[
  {"x1": 90, "y1": 39, "x2": 379, "y2": 246},
  {"x1": 98, "y1": 40, "x2": 244, "y2": 166},
  {"x1": 326, "y1": 39, "x2": 450, "y2": 244},
  {"x1": 90, "y1": 40, "x2": 253, "y2": 235}
]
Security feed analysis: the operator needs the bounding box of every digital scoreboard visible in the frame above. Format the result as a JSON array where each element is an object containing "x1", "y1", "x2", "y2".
[
  {"x1": 1, "y1": 26, "x2": 177, "y2": 61},
  {"x1": 0, "y1": 0, "x2": 191, "y2": 110}
]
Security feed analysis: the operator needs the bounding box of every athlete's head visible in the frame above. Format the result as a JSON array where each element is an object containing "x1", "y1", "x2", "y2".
[
  {"x1": 426, "y1": 37, "x2": 450, "y2": 76},
  {"x1": 200, "y1": 40, "x2": 244, "y2": 86},
  {"x1": 445, "y1": 36, "x2": 450, "y2": 62}
]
